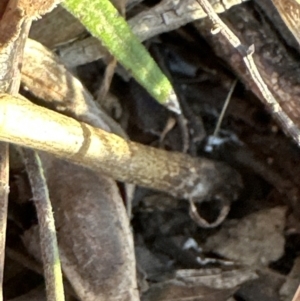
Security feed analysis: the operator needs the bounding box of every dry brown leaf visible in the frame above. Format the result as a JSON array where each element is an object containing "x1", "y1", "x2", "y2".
[
  {"x1": 142, "y1": 280, "x2": 235, "y2": 301},
  {"x1": 22, "y1": 39, "x2": 127, "y2": 138},
  {"x1": 175, "y1": 268, "x2": 258, "y2": 290},
  {"x1": 235, "y1": 270, "x2": 284, "y2": 301},
  {"x1": 23, "y1": 153, "x2": 139, "y2": 301},
  {"x1": 29, "y1": 5, "x2": 86, "y2": 48},
  {"x1": 205, "y1": 207, "x2": 287, "y2": 266}
]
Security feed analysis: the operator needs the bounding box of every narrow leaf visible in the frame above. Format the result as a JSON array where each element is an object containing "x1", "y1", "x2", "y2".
[{"x1": 62, "y1": 0, "x2": 181, "y2": 114}]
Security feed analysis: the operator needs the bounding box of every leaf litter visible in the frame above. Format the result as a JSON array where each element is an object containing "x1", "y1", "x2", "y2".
[{"x1": 4, "y1": 1, "x2": 300, "y2": 301}]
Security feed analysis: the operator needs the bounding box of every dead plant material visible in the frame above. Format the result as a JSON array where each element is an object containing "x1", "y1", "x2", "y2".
[
  {"x1": 21, "y1": 33, "x2": 140, "y2": 299},
  {"x1": 48, "y1": 0, "x2": 248, "y2": 68},
  {"x1": 0, "y1": 144, "x2": 9, "y2": 299},
  {"x1": 205, "y1": 207, "x2": 287, "y2": 266},
  {"x1": 149, "y1": 43, "x2": 190, "y2": 153},
  {"x1": 195, "y1": 0, "x2": 300, "y2": 146},
  {"x1": 128, "y1": 0, "x2": 248, "y2": 42},
  {"x1": 0, "y1": 94, "x2": 242, "y2": 209},
  {"x1": 0, "y1": 0, "x2": 37, "y2": 298},
  {"x1": 142, "y1": 280, "x2": 235, "y2": 301},
  {"x1": 29, "y1": 5, "x2": 86, "y2": 48},
  {"x1": 21, "y1": 39, "x2": 138, "y2": 217},
  {"x1": 0, "y1": 0, "x2": 59, "y2": 90},
  {"x1": 194, "y1": 1, "x2": 300, "y2": 145},
  {"x1": 22, "y1": 153, "x2": 139, "y2": 301},
  {"x1": 189, "y1": 198, "x2": 230, "y2": 228},
  {"x1": 18, "y1": 148, "x2": 64, "y2": 301},
  {"x1": 271, "y1": 0, "x2": 300, "y2": 46},
  {"x1": 96, "y1": 55, "x2": 118, "y2": 109},
  {"x1": 22, "y1": 39, "x2": 127, "y2": 139},
  {"x1": 96, "y1": 0, "x2": 127, "y2": 108},
  {"x1": 174, "y1": 268, "x2": 258, "y2": 290},
  {"x1": 1, "y1": 2, "x2": 65, "y2": 297}
]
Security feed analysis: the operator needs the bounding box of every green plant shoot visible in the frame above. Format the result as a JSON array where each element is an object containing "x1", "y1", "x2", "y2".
[{"x1": 62, "y1": 0, "x2": 181, "y2": 114}]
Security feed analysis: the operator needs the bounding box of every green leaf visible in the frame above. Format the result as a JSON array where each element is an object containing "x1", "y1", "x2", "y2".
[{"x1": 62, "y1": 0, "x2": 181, "y2": 114}]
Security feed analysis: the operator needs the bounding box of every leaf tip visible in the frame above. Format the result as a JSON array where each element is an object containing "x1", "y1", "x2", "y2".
[{"x1": 166, "y1": 91, "x2": 181, "y2": 115}]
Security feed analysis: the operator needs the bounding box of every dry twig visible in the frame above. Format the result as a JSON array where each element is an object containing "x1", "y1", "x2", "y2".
[
  {"x1": 96, "y1": 55, "x2": 118, "y2": 106},
  {"x1": 0, "y1": 94, "x2": 242, "y2": 206},
  {"x1": 196, "y1": 0, "x2": 300, "y2": 146},
  {"x1": 0, "y1": 1, "x2": 64, "y2": 299},
  {"x1": 0, "y1": 144, "x2": 8, "y2": 300},
  {"x1": 0, "y1": 3, "x2": 32, "y2": 299},
  {"x1": 22, "y1": 39, "x2": 136, "y2": 219},
  {"x1": 213, "y1": 79, "x2": 237, "y2": 137},
  {"x1": 96, "y1": 0, "x2": 127, "y2": 107},
  {"x1": 57, "y1": 0, "x2": 248, "y2": 67},
  {"x1": 18, "y1": 148, "x2": 64, "y2": 301}
]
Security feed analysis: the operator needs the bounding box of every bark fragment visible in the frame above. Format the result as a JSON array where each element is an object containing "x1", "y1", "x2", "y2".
[{"x1": 194, "y1": 2, "x2": 300, "y2": 143}]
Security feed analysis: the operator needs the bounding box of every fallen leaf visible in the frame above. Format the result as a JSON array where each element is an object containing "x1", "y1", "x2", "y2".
[
  {"x1": 23, "y1": 153, "x2": 139, "y2": 301},
  {"x1": 142, "y1": 280, "x2": 235, "y2": 301},
  {"x1": 205, "y1": 207, "x2": 287, "y2": 266}
]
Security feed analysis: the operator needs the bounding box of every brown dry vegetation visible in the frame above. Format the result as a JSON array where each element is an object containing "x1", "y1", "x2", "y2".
[{"x1": 2, "y1": 1, "x2": 300, "y2": 301}]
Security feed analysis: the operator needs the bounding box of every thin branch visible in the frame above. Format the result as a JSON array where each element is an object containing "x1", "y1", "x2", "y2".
[
  {"x1": 0, "y1": 2, "x2": 65, "y2": 299},
  {"x1": 150, "y1": 43, "x2": 190, "y2": 152},
  {"x1": 189, "y1": 198, "x2": 230, "y2": 228},
  {"x1": 96, "y1": 0, "x2": 125, "y2": 108},
  {"x1": 58, "y1": 0, "x2": 247, "y2": 68},
  {"x1": 0, "y1": 5, "x2": 32, "y2": 300},
  {"x1": 0, "y1": 94, "x2": 242, "y2": 206},
  {"x1": 96, "y1": 55, "x2": 118, "y2": 106},
  {"x1": 196, "y1": 0, "x2": 300, "y2": 146},
  {"x1": 23, "y1": 38, "x2": 136, "y2": 222},
  {"x1": 213, "y1": 79, "x2": 237, "y2": 137},
  {"x1": 18, "y1": 147, "x2": 65, "y2": 301},
  {"x1": 0, "y1": 144, "x2": 9, "y2": 300}
]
